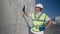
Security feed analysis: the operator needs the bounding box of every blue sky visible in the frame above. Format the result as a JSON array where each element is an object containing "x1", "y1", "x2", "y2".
[{"x1": 35, "y1": 0, "x2": 60, "y2": 19}]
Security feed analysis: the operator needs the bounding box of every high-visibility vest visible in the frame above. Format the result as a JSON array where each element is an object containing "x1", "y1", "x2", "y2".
[{"x1": 31, "y1": 13, "x2": 46, "y2": 32}]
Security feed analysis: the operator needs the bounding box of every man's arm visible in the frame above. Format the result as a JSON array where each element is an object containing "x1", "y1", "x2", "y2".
[
  {"x1": 23, "y1": 5, "x2": 29, "y2": 16},
  {"x1": 45, "y1": 16, "x2": 52, "y2": 29},
  {"x1": 45, "y1": 20, "x2": 52, "y2": 29},
  {"x1": 24, "y1": 12, "x2": 29, "y2": 16}
]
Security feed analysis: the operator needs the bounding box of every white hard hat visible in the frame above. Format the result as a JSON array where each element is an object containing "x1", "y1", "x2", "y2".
[{"x1": 35, "y1": 4, "x2": 43, "y2": 8}]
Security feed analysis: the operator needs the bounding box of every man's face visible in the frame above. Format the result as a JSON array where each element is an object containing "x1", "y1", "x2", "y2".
[{"x1": 35, "y1": 7, "x2": 40, "y2": 12}]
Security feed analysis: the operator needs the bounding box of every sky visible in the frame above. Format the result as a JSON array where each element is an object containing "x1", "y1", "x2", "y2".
[{"x1": 35, "y1": 0, "x2": 60, "y2": 19}]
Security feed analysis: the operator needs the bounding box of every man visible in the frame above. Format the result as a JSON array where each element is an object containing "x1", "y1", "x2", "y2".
[{"x1": 23, "y1": 4, "x2": 52, "y2": 34}]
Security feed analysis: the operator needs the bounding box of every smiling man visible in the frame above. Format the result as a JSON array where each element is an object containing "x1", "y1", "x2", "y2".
[{"x1": 23, "y1": 4, "x2": 52, "y2": 34}]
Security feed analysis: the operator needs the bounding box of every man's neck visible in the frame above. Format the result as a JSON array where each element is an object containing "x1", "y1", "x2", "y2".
[{"x1": 36, "y1": 11, "x2": 41, "y2": 14}]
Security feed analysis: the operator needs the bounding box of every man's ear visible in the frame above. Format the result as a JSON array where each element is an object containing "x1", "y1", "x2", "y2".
[{"x1": 40, "y1": 8, "x2": 42, "y2": 11}]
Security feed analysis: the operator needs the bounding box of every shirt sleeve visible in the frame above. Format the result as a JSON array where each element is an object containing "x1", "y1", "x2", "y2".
[{"x1": 45, "y1": 16, "x2": 51, "y2": 22}]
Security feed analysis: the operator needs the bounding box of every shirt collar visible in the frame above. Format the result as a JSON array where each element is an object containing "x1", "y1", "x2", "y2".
[{"x1": 35, "y1": 12, "x2": 42, "y2": 15}]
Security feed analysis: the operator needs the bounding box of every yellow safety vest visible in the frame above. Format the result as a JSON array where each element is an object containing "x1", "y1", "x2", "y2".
[{"x1": 31, "y1": 13, "x2": 46, "y2": 32}]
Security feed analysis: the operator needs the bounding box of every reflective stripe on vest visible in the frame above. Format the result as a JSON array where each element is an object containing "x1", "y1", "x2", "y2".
[{"x1": 31, "y1": 13, "x2": 46, "y2": 32}]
